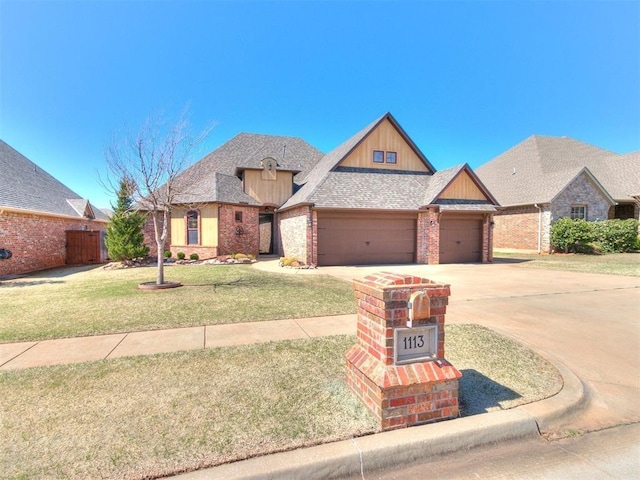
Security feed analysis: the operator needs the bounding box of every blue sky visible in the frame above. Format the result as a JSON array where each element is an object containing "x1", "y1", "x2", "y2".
[{"x1": 1, "y1": 0, "x2": 638, "y2": 209}]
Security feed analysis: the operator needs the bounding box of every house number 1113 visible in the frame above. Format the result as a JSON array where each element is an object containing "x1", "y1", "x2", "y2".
[
  {"x1": 394, "y1": 326, "x2": 437, "y2": 365},
  {"x1": 403, "y1": 335, "x2": 425, "y2": 350}
]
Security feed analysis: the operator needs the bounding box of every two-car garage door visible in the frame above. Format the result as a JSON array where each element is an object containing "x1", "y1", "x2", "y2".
[
  {"x1": 317, "y1": 212, "x2": 416, "y2": 266},
  {"x1": 316, "y1": 211, "x2": 484, "y2": 266}
]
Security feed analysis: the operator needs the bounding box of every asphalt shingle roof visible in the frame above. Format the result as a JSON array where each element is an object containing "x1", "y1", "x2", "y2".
[
  {"x1": 476, "y1": 135, "x2": 640, "y2": 206},
  {"x1": 169, "y1": 133, "x2": 324, "y2": 205},
  {"x1": 281, "y1": 113, "x2": 438, "y2": 211},
  {"x1": 0, "y1": 140, "x2": 108, "y2": 220}
]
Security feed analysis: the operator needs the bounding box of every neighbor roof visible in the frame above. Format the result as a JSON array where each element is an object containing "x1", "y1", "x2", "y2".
[
  {"x1": 475, "y1": 135, "x2": 639, "y2": 206},
  {"x1": 0, "y1": 140, "x2": 108, "y2": 220},
  {"x1": 169, "y1": 133, "x2": 324, "y2": 205}
]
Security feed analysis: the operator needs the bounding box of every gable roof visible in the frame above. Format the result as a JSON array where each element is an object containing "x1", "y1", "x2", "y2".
[
  {"x1": 0, "y1": 140, "x2": 108, "y2": 220},
  {"x1": 167, "y1": 133, "x2": 324, "y2": 205},
  {"x1": 476, "y1": 135, "x2": 639, "y2": 206},
  {"x1": 425, "y1": 164, "x2": 499, "y2": 211},
  {"x1": 281, "y1": 113, "x2": 436, "y2": 210}
]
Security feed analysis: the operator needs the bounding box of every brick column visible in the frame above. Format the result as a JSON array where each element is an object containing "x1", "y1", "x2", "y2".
[{"x1": 346, "y1": 272, "x2": 461, "y2": 431}]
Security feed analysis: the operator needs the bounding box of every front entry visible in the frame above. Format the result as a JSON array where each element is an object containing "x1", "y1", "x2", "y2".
[{"x1": 259, "y1": 213, "x2": 274, "y2": 254}]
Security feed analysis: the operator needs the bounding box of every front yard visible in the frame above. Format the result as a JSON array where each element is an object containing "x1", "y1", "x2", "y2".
[{"x1": 0, "y1": 265, "x2": 356, "y2": 343}]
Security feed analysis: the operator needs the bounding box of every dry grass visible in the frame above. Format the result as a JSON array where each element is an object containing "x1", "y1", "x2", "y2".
[
  {"x1": 0, "y1": 265, "x2": 356, "y2": 343},
  {"x1": 1, "y1": 336, "x2": 376, "y2": 480},
  {"x1": 0, "y1": 326, "x2": 561, "y2": 480},
  {"x1": 446, "y1": 324, "x2": 562, "y2": 416},
  {"x1": 495, "y1": 252, "x2": 640, "y2": 277}
]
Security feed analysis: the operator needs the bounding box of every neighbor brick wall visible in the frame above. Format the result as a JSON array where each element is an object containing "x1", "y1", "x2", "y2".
[
  {"x1": 551, "y1": 173, "x2": 611, "y2": 222},
  {"x1": 493, "y1": 206, "x2": 550, "y2": 252},
  {"x1": 0, "y1": 210, "x2": 106, "y2": 277}
]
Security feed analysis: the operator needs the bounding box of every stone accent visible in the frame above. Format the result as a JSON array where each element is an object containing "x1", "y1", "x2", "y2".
[
  {"x1": 0, "y1": 210, "x2": 106, "y2": 277},
  {"x1": 346, "y1": 272, "x2": 461, "y2": 431},
  {"x1": 551, "y1": 173, "x2": 612, "y2": 222},
  {"x1": 278, "y1": 205, "x2": 313, "y2": 264}
]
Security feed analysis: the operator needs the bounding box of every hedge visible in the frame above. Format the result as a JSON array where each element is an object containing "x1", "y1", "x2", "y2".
[{"x1": 551, "y1": 218, "x2": 639, "y2": 253}]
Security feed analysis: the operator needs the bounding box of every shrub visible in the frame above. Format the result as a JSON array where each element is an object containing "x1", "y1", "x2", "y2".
[
  {"x1": 279, "y1": 256, "x2": 297, "y2": 267},
  {"x1": 591, "y1": 219, "x2": 639, "y2": 253},
  {"x1": 234, "y1": 253, "x2": 248, "y2": 259},
  {"x1": 551, "y1": 218, "x2": 639, "y2": 254},
  {"x1": 189, "y1": 253, "x2": 199, "y2": 261},
  {"x1": 163, "y1": 250, "x2": 172, "y2": 258},
  {"x1": 247, "y1": 254, "x2": 256, "y2": 260},
  {"x1": 550, "y1": 218, "x2": 592, "y2": 253},
  {"x1": 177, "y1": 252, "x2": 186, "y2": 260}
]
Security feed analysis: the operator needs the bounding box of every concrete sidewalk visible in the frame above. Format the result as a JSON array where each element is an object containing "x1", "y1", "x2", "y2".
[{"x1": 0, "y1": 314, "x2": 356, "y2": 370}]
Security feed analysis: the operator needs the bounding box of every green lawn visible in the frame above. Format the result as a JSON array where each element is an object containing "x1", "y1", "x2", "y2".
[
  {"x1": 0, "y1": 265, "x2": 356, "y2": 343},
  {"x1": 0, "y1": 326, "x2": 560, "y2": 480}
]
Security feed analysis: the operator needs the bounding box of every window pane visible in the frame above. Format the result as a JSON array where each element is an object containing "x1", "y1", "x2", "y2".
[
  {"x1": 386, "y1": 152, "x2": 397, "y2": 164},
  {"x1": 373, "y1": 150, "x2": 384, "y2": 163},
  {"x1": 188, "y1": 230, "x2": 199, "y2": 245}
]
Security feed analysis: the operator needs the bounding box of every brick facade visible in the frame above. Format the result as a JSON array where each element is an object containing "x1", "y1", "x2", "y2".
[
  {"x1": 217, "y1": 204, "x2": 259, "y2": 256},
  {"x1": 417, "y1": 208, "x2": 440, "y2": 264},
  {"x1": 346, "y1": 272, "x2": 461, "y2": 431},
  {"x1": 0, "y1": 210, "x2": 106, "y2": 277}
]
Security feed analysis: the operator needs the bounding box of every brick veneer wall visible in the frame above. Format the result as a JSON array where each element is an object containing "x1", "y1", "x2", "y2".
[
  {"x1": 346, "y1": 272, "x2": 461, "y2": 431},
  {"x1": 417, "y1": 208, "x2": 439, "y2": 264},
  {"x1": 217, "y1": 204, "x2": 259, "y2": 256},
  {"x1": 142, "y1": 211, "x2": 169, "y2": 258},
  {"x1": 0, "y1": 210, "x2": 106, "y2": 277},
  {"x1": 278, "y1": 205, "x2": 313, "y2": 264},
  {"x1": 493, "y1": 205, "x2": 551, "y2": 252}
]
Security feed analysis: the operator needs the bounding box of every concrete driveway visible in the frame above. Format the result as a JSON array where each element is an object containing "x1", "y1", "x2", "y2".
[{"x1": 312, "y1": 260, "x2": 640, "y2": 434}]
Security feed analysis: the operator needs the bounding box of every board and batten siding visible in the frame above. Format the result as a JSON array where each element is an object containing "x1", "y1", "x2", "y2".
[
  {"x1": 243, "y1": 170, "x2": 294, "y2": 206},
  {"x1": 340, "y1": 118, "x2": 432, "y2": 173},
  {"x1": 170, "y1": 204, "x2": 219, "y2": 247},
  {"x1": 439, "y1": 171, "x2": 488, "y2": 200}
]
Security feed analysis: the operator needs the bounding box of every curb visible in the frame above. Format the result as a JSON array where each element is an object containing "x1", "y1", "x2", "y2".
[{"x1": 172, "y1": 358, "x2": 585, "y2": 480}]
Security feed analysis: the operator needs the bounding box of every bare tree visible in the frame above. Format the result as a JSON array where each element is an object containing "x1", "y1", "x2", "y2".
[{"x1": 104, "y1": 109, "x2": 213, "y2": 285}]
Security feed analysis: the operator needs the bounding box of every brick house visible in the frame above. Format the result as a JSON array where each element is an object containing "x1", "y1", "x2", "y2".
[
  {"x1": 476, "y1": 136, "x2": 640, "y2": 253},
  {"x1": 0, "y1": 140, "x2": 109, "y2": 277},
  {"x1": 152, "y1": 113, "x2": 498, "y2": 265}
]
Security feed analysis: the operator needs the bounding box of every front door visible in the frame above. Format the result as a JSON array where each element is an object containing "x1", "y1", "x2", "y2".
[{"x1": 259, "y1": 213, "x2": 274, "y2": 254}]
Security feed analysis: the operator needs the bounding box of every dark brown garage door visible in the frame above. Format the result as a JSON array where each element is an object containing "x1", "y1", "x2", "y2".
[
  {"x1": 317, "y1": 212, "x2": 416, "y2": 266},
  {"x1": 439, "y1": 216, "x2": 482, "y2": 264}
]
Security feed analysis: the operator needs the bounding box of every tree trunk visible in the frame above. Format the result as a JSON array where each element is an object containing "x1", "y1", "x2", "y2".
[{"x1": 156, "y1": 240, "x2": 165, "y2": 285}]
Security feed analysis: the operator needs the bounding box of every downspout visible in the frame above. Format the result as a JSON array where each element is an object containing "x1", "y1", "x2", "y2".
[{"x1": 534, "y1": 203, "x2": 542, "y2": 254}]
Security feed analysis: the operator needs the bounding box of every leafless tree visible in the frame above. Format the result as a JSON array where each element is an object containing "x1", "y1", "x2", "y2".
[{"x1": 104, "y1": 109, "x2": 214, "y2": 285}]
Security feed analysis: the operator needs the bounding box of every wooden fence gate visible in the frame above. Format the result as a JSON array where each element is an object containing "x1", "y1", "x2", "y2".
[{"x1": 66, "y1": 230, "x2": 102, "y2": 265}]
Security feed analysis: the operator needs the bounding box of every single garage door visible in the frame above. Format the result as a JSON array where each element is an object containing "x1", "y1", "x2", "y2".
[
  {"x1": 439, "y1": 216, "x2": 483, "y2": 264},
  {"x1": 317, "y1": 211, "x2": 416, "y2": 266}
]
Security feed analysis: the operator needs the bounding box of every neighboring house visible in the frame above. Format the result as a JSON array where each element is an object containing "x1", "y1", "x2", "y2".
[
  {"x1": 0, "y1": 140, "x2": 109, "y2": 277},
  {"x1": 476, "y1": 136, "x2": 640, "y2": 253},
  {"x1": 151, "y1": 113, "x2": 498, "y2": 265}
]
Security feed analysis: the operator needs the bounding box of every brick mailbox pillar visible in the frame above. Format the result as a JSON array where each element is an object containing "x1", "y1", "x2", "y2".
[{"x1": 346, "y1": 272, "x2": 462, "y2": 431}]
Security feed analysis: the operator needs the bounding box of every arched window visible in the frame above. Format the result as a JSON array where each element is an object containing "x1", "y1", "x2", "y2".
[{"x1": 186, "y1": 210, "x2": 199, "y2": 245}]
